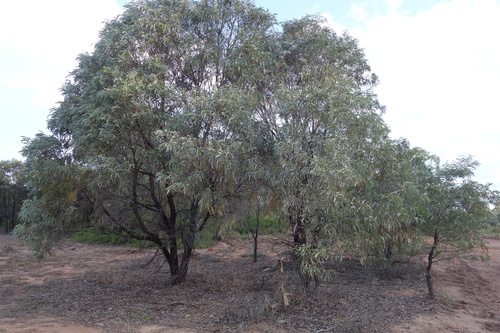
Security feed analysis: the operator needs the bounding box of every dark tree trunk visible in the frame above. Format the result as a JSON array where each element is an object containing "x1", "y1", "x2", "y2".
[
  {"x1": 9, "y1": 195, "x2": 17, "y2": 233},
  {"x1": 292, "y1": 217, "x2": 319, "y2": 289},
  {"x1": 252, "y1": 202, "x2": 261, "y2": 263},
  {"x1": 253, "y1": 233, "x2": 259, "y2": 263},
  {"x1": 158, "y1": 221, "x2": 186, "y2": 285},
  {"x1": 163, "y1": 243, "x2": 181, "y2": 284},
  {"x1": 293, "y1": 221, "x2": 307, "y2": 248},
  {"x1": 426, "y1": 230, "x2": 439, "y2": 299},
  {"x1": 384, "y1": 243, "x2": 393, "y2": 260},
  {"x1": 175, "y1": 249, "x2": 191, "y2": 284},
  {"x1": 425, "y1": 267, "x2": 434, "y2": 300},
  {"x1": 166, "y1": 243, "x2": 183, "y2": 285},
  {"x1": 154, "y1": 237, "x2": 183, "y2": 285},
  {"x1": 171, "y1": 204, "x2": 205, "y2": 284}
]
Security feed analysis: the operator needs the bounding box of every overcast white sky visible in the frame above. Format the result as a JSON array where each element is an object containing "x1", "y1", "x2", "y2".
[{"x1": 1, "y1": 0, "x2": 499, "y2": 190}]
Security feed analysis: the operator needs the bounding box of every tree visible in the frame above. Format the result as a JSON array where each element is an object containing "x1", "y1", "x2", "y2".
[
  {"x1": 244, "y1": 189, "x2": 277, "y2": 263},
  {"x1": 15, "y1": 0, "x2": 276, "y2": 284},
  {"x1": 257, "y1": 16, "x2": 403, "y2": 281},
  {"x1": 0, "y1": 159, "x2": 28, "y2": 232},
  {"x1": 418, "y1": 156, "x2": 498, "y2": 299}
]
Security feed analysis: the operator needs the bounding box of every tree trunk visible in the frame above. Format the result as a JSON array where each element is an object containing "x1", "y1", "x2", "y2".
[
  {"x1": 253, "y1": 234, "x2": 259, "y2": 263},
  {"x1": 425, "y1": 268, "x2": 434, "y2": 300},
  {"x1": 156, "y1": 241, "x2": 183, "y2": 285},
  {"x1": 384, "y1": 243, "x2": 393, "y2": 260},
  {"x1": 170, "y1": 204, "x2": 201, "y2": 284},
  {"x1": 168, "y1": 260, "x2": 182, "y2": 284},
  {"x1": 158, "y1": 239, "x2": 188, "y2": 285},
  {"x1": 426, "y1": 230, "x2": 439, "y2": 299},
  {"x1": 252, "y1": 202, "x2": 261, "y2": 263},
  {"x1": 168, "y1": 246, "x2": 184, "y2": 284},
  {"x1": 175, "y1": 248, "x2": 192, "y2": 284},
  {"x1": 293, "y1": 221, "x2": 307, "y2": 248}
]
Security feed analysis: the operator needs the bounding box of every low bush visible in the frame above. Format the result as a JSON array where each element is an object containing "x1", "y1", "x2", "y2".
[
  {"x1": 487, "y1": 225, "x2": 500, "y2": 236},
  {"x1": 236, "y1": 214, "x2": 287, "y2": 236},
  {"x1": 71, "y1": 227, "x2": 216, "y2": 249},
  {"x1": 71, "y1": 229, "x2": 153, "y2": 248}
]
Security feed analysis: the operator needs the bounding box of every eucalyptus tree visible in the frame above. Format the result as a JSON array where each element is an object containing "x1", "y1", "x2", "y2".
[
  {"x1": 15, "y1": 0, "x2": 275, "y2": 284},
  {"x1": 258, "y1": 16, "x2": 395, "y2": 277},
  {"x1": 418, "y1": 156, "x2": 498, "y2": 298}
]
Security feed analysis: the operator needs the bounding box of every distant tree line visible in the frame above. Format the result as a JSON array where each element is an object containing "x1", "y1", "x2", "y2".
[{"x1": 0, "y1": 159, "x2": 28, "y2": 233}]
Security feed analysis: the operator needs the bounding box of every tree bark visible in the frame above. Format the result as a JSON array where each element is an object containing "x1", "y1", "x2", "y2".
[
  {"x1": 252, "y1": 201, "x2": 261, "y2": 263},
  {"x1": 425, "y1": 268, "x2": 434, "y2": 300},
  {"x1": 171, "y1": 202, "x2": 205, "y2": 284},
  {"x1": 293, "y1": 221, "x2": 307, "y2": 248},
  {"x1": 384, "y1": 243, "x2": 393, "y2": 260},
  {"x1": 426, "y1": 230, "x2": 439, "y2": 299}
]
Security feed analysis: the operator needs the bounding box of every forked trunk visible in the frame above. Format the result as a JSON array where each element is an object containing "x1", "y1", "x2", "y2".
[
  {"x1": 168, "y1": 206, "x2": 199, "y2": 284},
  {"x1": 168, "y1": 261, "x2": 182, "y2": 284},
  {"x1": 169, "y1": 260, "x2": 188, "y2": 284},
  {"x1": 160, "y1": 237, "x2": 195, "y2": 285},
  {"x1": 157, "y1": 242, "x2": 182, "y2": 285},
  {"x1": 161, "y1": 247, "x2": 193, "y2": 284}
]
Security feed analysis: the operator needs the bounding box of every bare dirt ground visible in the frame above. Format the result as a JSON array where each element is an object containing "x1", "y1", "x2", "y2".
[
  {"x1": 0, "y1": 233, "x2": 499, "y2": 333},
  {"x1": 391, "y1": 236, "x2": 500, "y2": 333}
]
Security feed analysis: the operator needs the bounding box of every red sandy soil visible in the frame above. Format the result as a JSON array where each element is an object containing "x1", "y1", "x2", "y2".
[
  {"x1": 1, "y1": 233, "x2": 499, "y2": 332},
  {"x1": 390, "y1": 236, "x2": 500, "y2": 333}
]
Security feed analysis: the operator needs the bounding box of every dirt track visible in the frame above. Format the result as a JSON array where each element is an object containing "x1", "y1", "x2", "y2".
[{"x1": 1, "y1": 234, "x2": 499, "y2": 332}]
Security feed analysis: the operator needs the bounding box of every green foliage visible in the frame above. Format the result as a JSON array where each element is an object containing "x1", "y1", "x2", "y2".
[
  {"x1": 71, "y1": 226, "x2": 216, "y2": 249},
  {"x1": 236, "y1": 214, "x2": 286, "y2": 235},
  {"x1": 71, "y1": 229, "x2": 153, "y2": 247},
  {"x1": 419, "y1": 156, "x2": 497, "y2": 254},
  {"x1": 485, "y1": 225, "x2": 500, "y2": 236},
  {"x1": 263, "y1": 16, "x2": 393, "y2": 273},
  {"x1": 195, "y1": 228, "x2": 217, "y2": 249},
  {"x1": 439, "y1": 294, "x2": 457, "y2": 306},
  {"x1": 339, "y1": 140, "x2": 426, "y2": 264},
  {"x1": 489, "y1": 206, "x2": 500, "y2": 227},
  {"x1": 13, "y1": 134, "x2": 86, "y2": 258},
  {"x1": 415, "y1": 155, "x2": 499, "y2": 298}
]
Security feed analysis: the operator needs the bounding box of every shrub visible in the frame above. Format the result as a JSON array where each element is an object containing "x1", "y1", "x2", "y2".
[
  {"x1": 71, "y1": 227, "x2": 216, "y2": 249},
  {"x1": 236, "y1": 214, "x2": 287, "y2": 236},
  {"x1": 71, "y1": 229, "x2": 153, "y2": 248}
]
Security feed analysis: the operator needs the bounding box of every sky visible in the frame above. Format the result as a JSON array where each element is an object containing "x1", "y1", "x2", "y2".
[{"x1": 1, "y1": 0, "x2": 499, "y2": 190}]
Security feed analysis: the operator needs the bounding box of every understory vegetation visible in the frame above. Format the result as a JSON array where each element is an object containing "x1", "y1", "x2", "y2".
[{"x1": 71, "y1": 228, "x2": 155, "y2": 247}]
